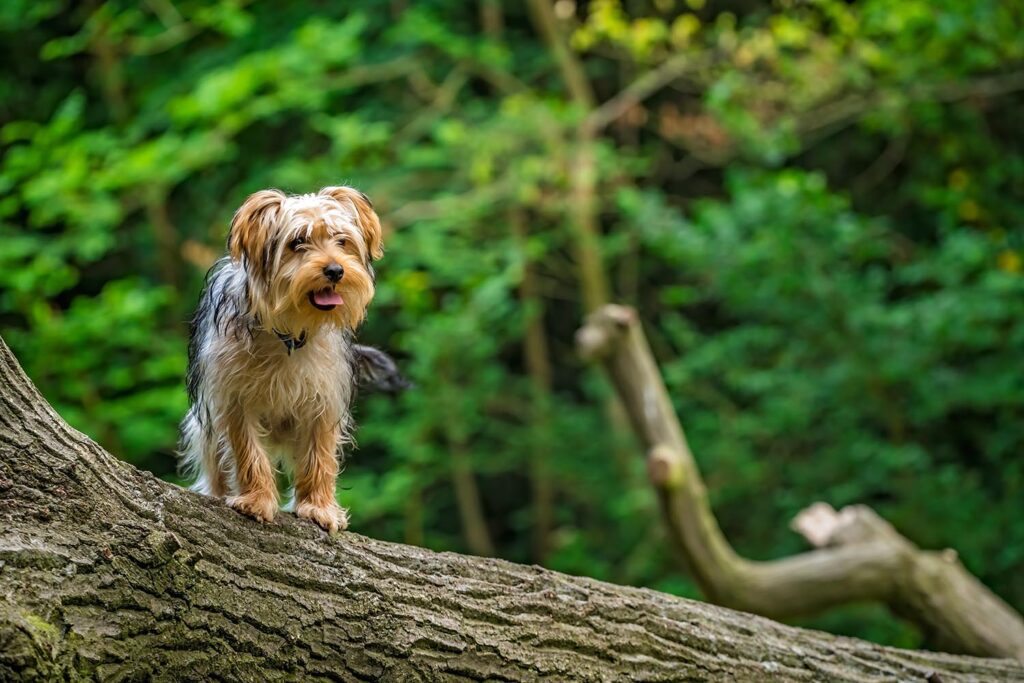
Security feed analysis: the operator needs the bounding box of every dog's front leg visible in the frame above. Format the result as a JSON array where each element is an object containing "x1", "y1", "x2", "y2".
[
  {"x1": 294, "y1": 416, "x2": 348, "y2": 533},
  {"x1": 224, "y1": 407, "x2": 278, "y2": 523}
]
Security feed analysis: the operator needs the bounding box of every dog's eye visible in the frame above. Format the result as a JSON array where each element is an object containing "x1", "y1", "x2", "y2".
[
  {"x1": 336, "y1": 237, "x2": 347, "y2": 248},
  {"x1": 289, "y1": 237, "x2": 306, "y2": 251}
]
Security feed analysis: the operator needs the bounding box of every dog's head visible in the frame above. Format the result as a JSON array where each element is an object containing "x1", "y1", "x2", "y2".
[{"x1": 228, "y1": 186, "x2": 383, "y2": 332}]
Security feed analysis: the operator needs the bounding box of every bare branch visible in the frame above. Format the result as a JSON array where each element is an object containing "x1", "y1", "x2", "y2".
[
  {"x1": 583, "y1": 53, "x2": 693, "y2": 135},
  {"x1": 577, "y1": 304, "x2": 1024, "y2": 661}
]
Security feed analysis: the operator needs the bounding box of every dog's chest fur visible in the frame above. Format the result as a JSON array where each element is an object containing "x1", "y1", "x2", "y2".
[
  {"x1": 187, "y1": 261, "x2": 356, "y2": 441},
  {"x1": 205, "y1": 329, "x2": 354, "y2": 439},
  {"x1": 218, "y1": 327, "x2": 350, "y2": 409}
]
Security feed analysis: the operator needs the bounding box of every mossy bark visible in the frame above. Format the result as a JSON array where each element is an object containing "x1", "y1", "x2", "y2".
[{"x1": 1, "y1": 337, "x2": 1023, "y2": 682}]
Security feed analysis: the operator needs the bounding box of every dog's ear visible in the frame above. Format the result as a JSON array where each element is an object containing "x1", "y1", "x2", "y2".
[
  {"x1": 228, "y1": 189, "x2": 285, "y2": 268},
  {"x1": 320, "y1": 186, "x2": 384, "y2": 261}
]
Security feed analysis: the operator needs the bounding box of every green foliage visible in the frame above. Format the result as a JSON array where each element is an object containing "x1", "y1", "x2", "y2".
[{"x1": 2, "y1": 0, "x2": 1022, "y2": 648}]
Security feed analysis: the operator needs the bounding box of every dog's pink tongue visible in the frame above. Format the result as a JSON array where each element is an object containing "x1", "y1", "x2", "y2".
[{"x1": 314, "y1": 289, "x2": 344, "y2": 306}]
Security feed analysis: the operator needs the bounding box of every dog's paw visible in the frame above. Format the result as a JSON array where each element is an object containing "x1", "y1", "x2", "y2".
[
  {"x1": 227, "y1": 492, "x2": 277, "y2": 523},
  {"x1": 296, "y1": 500, "x2": 349, "y2": 534}
]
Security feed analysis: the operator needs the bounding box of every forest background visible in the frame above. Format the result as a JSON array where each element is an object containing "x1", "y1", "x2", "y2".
[{"x1": 2, "y1": 0, "x2": 1022, "y2": 649}]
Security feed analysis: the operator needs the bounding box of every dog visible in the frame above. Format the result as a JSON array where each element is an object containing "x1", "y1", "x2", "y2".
[{"x1": 179, "y1": 186, "x2": 384, "y2": 533}]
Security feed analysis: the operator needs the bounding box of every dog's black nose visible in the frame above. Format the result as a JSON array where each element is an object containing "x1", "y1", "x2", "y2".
[{"x1": 323, "y1": 263, "x2": 344, "y2": 282}]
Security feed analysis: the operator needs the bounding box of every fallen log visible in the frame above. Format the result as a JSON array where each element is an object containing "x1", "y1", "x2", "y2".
[{"x1": 1, "y1": 336, "x2": 1021, "y2": 681}]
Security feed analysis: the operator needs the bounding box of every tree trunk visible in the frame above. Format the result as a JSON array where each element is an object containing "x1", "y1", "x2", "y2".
[
  {"x1": 576, "y1": 304, "x2": 1024, "y2": 663},
  {"x1": 1, "y1": 338, "x2": 1022, "y2": 682},
  {"x1": 511, "y1": 207, "x2": 557, "y2": 564}
]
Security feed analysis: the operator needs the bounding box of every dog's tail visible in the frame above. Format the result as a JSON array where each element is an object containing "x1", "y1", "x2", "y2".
[{"x1": 352, "y1": 344, "x2": 412, "y2": 395}]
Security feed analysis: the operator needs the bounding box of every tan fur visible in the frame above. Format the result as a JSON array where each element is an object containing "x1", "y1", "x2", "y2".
[
  {"x1": 228, "y1": 189, "x2": 285, "y2": 269},
  {"x1": 319, "y1": 186, "x2": 385, "y2": 260},
  {"x1": 294, "y1": 414, "x2": 348, "y2": 532},
  {"x1": 225, "y1": 403, "x2": 278, "y2": 523}
]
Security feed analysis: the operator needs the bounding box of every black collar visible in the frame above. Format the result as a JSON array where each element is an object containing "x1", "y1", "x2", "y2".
[{"x1": 274, "y1": 329, "x2": 307, "y2": 355}]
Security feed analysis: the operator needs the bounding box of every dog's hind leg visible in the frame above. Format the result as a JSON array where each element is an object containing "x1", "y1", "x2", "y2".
[
  {"x1": 179, "y1": 407, "x2": 230, "y2": 497},
  {"x1": 200, "y1": 438, "x2": 230, "y2": 498}
]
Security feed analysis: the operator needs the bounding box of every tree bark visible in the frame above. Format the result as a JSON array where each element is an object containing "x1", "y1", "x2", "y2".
[
  {"x1": 1, "y1": 338, "x2": 1022, "y2": 682},
  {"x1": 576, "y1": 304, "x2": 1024, "y2": 663}
]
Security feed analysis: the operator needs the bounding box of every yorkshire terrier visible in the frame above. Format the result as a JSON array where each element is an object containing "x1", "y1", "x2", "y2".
[{"x1": 179, "y1": 186, "x2": 386, "y2": 533}]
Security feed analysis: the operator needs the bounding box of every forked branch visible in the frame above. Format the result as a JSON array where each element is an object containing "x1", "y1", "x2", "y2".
[{"x1": 577, "y1": 304, "x2": 1024, "y2": 661}]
